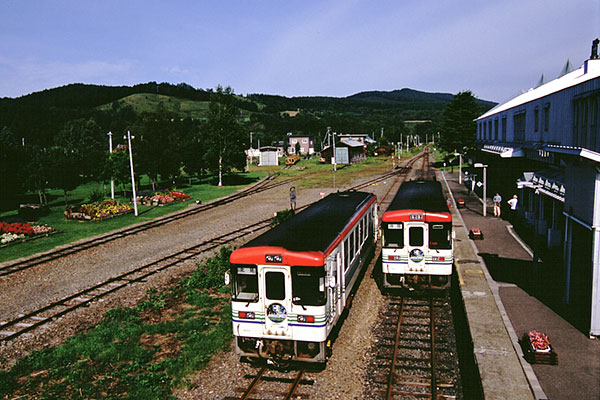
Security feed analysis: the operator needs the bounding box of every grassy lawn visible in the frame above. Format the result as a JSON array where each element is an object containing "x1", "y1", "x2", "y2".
[
  {"x1": 0, "y1": 172, "x2": 265, "y2": 263},
  {"x1": 0, "y1": 248, "x2": 233, "y2": 400}
]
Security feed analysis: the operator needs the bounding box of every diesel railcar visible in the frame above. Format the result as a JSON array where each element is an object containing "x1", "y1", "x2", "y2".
[
  {"x1": 228, "y1": 191, "x2": 378, "y2": 364},
  {"x1": 381, "y1": 179, "x2": 453, "y2": 290}
]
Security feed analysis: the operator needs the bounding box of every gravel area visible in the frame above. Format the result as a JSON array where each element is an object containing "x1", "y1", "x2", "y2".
[{"x1": 0, "y1": 168, "x2": 408, "y2": 398}]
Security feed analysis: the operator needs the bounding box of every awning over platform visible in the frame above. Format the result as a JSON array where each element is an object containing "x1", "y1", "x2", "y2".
[
  {"x1": 481, "y1": 144, "x2": 525, "y2": 158},
  {"x1": 544, "y1": 144, "x2": 600, "y2": 163},
  {"x1": 517, "y1": 168, "x2": 565, "y2": 202}
]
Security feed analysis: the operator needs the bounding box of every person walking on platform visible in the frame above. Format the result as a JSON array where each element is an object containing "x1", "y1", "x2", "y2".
[
  {"x1": 493, "y1": 192, "x2": 502, "y2": 217},
  {"x1": 507, "y1": 194, "x2": 518, "y2": 222}
]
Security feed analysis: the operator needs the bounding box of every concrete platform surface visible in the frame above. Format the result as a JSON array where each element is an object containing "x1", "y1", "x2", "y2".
[{"x1": 443, "y1": 171, "x2": 600, "y2": 400}]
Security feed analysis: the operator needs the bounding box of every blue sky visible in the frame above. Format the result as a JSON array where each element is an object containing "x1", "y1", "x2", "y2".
[{"x1": 1, "y1": 0, "x2": 598, "y2": 103}]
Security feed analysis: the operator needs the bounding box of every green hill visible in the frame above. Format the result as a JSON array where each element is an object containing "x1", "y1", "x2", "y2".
[{"x1": 0, "y1": 82, "x2": 496, "y2": 149}]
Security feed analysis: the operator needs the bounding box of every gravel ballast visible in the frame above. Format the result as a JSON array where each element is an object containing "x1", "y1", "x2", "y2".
[{"x1": 0, "y1": 171, "x2": 408, "y2": 398}]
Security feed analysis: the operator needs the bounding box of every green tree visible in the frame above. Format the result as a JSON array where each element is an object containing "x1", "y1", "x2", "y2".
[
  {"x1": 204, "y1": 86, "x2": 246, "y2": 186},
  {"x1": 132, "y1": 112, "x2": 183, "y2": 189},
  {"x1": 23, "y1": 146, "x2": 51, "y2": 205},
  {"x1": 109, "y1": 150, "x2": 132, "y2": 197},
  {"x1": 0, "y1": 127, "x2": 26, "y2": 208},
  {"x1": 439, "y1": 91, "x2": 481, "y2": 152},
  {"x1": 179, "y1": 118, "x2": 206, "y2": 182},
  {"x1": 45, "y1": 146, "x2": 81, "y2": 205},
  {"x1": 55, "y1": 118, "x2": 105, "y2": 180}
]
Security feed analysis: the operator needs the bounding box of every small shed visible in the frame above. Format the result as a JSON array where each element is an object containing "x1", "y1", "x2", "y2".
[
  {"x1": 321, "y1": 139, "x2": 366, "y2": 165},
  {"x1": 259, "y1": 146, "x2": 279, "y2": 166}
]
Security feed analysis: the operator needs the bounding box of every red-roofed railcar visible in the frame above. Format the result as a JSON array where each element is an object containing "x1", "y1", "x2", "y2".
[
  {"x1": 228, "y1": 191, "x2": 378, "y2": 364},
  {"x1": 381, "y1": 179, "x2": 453, "y2": 290}
]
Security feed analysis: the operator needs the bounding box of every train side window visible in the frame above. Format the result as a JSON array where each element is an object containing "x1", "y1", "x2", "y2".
[
  {"x1": 344, "y1": 238, "x2": 349, "y2": 271},
  {"x1": 292, "y1": 267, "x2": 326, "y2": 306},
  {"x1": 232, "y1": 265, "x2": 258, "y2": 302},
  {"x1": 383, "y1": 223, "x2": 403, "y2": 247},
  {"x1": 362, "y1": 217, "x2": 367, "y2": 241},
  {"x1": 265, "y1": 271, "x2": 285, "y2": 300},
  {"x1": 409, "y1": 227, "x2": 424, "y2": 247},
  {"x1": 358, "y1": 220, "x2": 362, "y2": 245},
  {"x1": 429, "y1": 223, "x2": 452, "y2": 249},
  {"x1": 350, "y1": 230, "x2": 355, "y2": 260}
]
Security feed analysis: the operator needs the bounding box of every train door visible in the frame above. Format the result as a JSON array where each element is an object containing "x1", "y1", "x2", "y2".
[
  {"x1": 325, "y1": 255, "x2": 337, "y2": 326},
  {"x1": 261, "y1": 266, "x2": 292, "y2": 337},
  {"x1": 406, "y1": 222, "x2": 426, "y2": 272}
]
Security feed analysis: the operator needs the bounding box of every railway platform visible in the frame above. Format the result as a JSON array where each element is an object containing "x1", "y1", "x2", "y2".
[{"x1": 442, "y1": 171, "x2": 600, "y2": 399}]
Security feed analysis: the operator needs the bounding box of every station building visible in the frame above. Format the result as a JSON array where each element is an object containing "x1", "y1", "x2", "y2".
[{"x1": 474, "y1": 39, "x2": 600, "y2": 337}]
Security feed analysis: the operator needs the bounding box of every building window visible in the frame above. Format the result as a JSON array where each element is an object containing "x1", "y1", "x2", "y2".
[
  {"x1": 534, "y1": 108, "x2": 540, "y2": 132},
  {"x1": 494, "y1": 119, "x2": 499, "y2": 140},
  {"x1": 514, "y1": 112, "x2": 526, "y2": 142},
  {"x1": 483, "y1": 121, "x2": 487, "y2": 139},
  {"x1": 501, "y1": 116, "x2": 507, "y2": 141},
  {"x1": 591, "y1": 96, "x2": 599, "y2": 151},
  {"x1": 302, "y1": 138, "x2": 308, "y2": 143},
  {"x1": 544, "y1": 103, "x2": 550, "y2": 132},
  {"x1": 488, "y1": 121, "x2": 492, "y2": 140}
]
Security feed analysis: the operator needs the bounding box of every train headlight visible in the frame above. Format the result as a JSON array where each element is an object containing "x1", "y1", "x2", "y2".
[
  {"x1": 238, "y1": 311, "x2": 255, "y2": 319},
  {"x1": 297, "y1": 315, "x2": 315, "y2": 323},
  {"x1": 432, "y1": 256, "x2": 445, "y2": 261},
  {"x1": 388, "y1": 255, "x2": 401, "y2": 261}
]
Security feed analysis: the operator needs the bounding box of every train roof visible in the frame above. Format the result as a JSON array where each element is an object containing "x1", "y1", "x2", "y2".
[
  {"x1": 383, "y1": 180, "x2": 450, "y2": 222},
  {"x1": 230, "y1": 191, "x2": 376, "y2": 266}
]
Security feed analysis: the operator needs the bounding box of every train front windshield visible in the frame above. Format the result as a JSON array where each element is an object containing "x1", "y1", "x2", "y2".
[
  {"x1": 292, "y1": 267, "x2": 326, "y2": 306},
  {"x1": 428, "y1": 223, "x2": 452, "y2": 249},
  {"x1": 383, "y1": 223, "x2": 404, "y2": 247},
  {"x1": 232, "y1": 265, "x2": 258, "y2": 302}
]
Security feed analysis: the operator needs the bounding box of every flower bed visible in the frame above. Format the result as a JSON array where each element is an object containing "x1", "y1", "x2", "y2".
[
  {"x1": 138, "y1": 190, "x2": 190, "y2": 206},
  {"x1": 66, "y1": 200, "x2": 133, "y2": 221},
  {"x1": 0, "y1": 221, "x2": 59, "y2": 247}
]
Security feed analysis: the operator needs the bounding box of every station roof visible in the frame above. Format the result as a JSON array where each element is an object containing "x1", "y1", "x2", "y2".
[{"x1": 478, "y1": 59, "x2": 600, "y2": 120}]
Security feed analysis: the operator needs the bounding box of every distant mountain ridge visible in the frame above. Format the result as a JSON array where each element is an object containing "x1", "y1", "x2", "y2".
[
  {"x1": 2, "y1": 83, "x2": 496, "y2": 109},
  {"x1": 347, "y1": 88, "x2": 495, "y2": 106}
]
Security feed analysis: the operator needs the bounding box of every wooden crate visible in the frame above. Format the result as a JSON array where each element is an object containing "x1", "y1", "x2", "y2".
[
  {"x1": 469, "y1": 228, "x2": 484, "y2": 240},
  {"x1": 522, "y1": 334, "x2": 558, "y2": 365}
]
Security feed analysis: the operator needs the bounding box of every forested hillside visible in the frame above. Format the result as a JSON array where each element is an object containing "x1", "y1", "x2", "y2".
[{"x1": 0, "y1": 82, "x2": 495, "y2": 209}]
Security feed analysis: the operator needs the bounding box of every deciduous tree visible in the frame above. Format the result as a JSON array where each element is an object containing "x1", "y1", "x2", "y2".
[{"x1": 204, "y1": 86, "x2": 246, "y2": 186}]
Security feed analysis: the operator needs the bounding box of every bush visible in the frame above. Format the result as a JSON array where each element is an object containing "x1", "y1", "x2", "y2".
[
  {"x1": 88, "y1": 189, "x2": 105, "y2": 203},
  {"x1": 270, "y1": 209, "x2": 295, "y2": 227},
  {"x1": 185, "y1": 247, "x2": 232, "y2": 291}
]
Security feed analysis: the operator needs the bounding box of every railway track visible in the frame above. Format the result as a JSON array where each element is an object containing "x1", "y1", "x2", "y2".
[
  {"x1": 368, "y1": 294, "x2": 461, "y2": 399},
  {"x1": 0, "y1": 150, "x2": 430, "y2": 345},
  {"x1": 0, "y1": 163, "x2": 405, "y2": 343},
  {"x1": 0, "y1": 175, "x2": 291, "y2": 278},
  {"x1": 0, "y1": 217, "x2": 277, "y2": 343},
  {"x1": 225, "y1": 366, "x2": 313, "y2": 400}
]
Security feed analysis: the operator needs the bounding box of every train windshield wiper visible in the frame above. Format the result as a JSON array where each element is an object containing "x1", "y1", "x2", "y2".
[{"x1": 293, "y1": 297, "x2": 307, "y2": 310}]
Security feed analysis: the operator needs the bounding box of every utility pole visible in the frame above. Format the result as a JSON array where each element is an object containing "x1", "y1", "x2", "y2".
[
  {"x1": 124, "y1": 131, "x2": 138, "y2": 216},
  {"x1": 107, "y1": 131, "x2": 115, "y2": 199}
]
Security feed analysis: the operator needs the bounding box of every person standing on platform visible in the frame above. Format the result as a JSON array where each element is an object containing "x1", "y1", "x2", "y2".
[
  {"x1": 507, "y1": 194, "x2": 518, "y2": 222},
  {"x1": 493, "y1": 193, "x2": 502, "y2": 217},
  {"x1": 290, "y1": 186, "x2": 297, "y2": 211}
]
